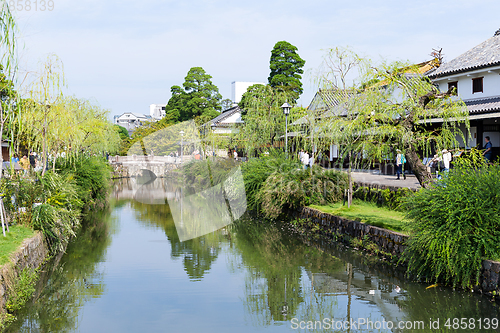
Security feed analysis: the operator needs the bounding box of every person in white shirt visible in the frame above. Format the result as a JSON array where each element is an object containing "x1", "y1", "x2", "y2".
[
  {"x1": 441, "y1": 149, "x2": 452, "y2": 172},
  {"x1": 301, "y1": 151, "x2": 309, "y2": 169}
]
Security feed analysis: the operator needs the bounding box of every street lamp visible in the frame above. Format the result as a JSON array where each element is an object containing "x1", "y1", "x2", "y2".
[
  {"x1": 281, "y1": 102, "x2": 291, "y2": 158},
  {"x1": 179, "y1": 130, "x2": 184, "y2": 163},
  {"x1": 210, "y1": 123, "x2": 216, "y2": 158}
]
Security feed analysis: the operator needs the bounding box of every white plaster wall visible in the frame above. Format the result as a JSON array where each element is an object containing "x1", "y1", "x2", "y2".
[{"x1": 436, "y1": 67, "x2": 500, "y2": 100}]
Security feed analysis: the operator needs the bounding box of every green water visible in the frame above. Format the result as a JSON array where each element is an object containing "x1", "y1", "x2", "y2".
[{"x1": 5, "y1": 179, "x2": 500, "y2": 332}]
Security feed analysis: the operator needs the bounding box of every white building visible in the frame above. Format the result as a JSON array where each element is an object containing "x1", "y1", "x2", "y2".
[
  {"x1": 204, "y1": 105, "x2": 244, "y2": 135},
  {"x1": 150, "y1": 104, "x2": 166, "y2": 120},
  {"x1": 231, "y1": 81, "x2": 266, "y2": 103},
  {"x1": 427, "y1": 28, "x2": 500, "y2": 154},
  {"x1": 114, "y1": 112, "x2": 151, "y2": 135}
]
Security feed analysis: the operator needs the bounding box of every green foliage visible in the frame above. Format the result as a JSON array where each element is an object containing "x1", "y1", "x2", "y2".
[
  {"x1": 257, "y1": 166, "x2": 347, "y2": 218},
  {"x1": 241, "y1": 151, "x2": 300, "y2": 211},
  {"x1": 5, "y1": 267, "x2": 38, "y2": 313},
  {"x1": 32, "y1": 172, "x2": 82, "y2": 253},
  {"x1": 241, "y1": 152, "x2": 347, "y2": 218},
  {"x1": 0, "y1": 313, "x2": 16, "y2": 331},
  {"x1": 114, "y1": 124, "x2": 129, "y2": 139},
  {"x1": 237, "y1": 85, "x2": 305, "y2": 153},
  {"x1": 57, "y1": 155, "x2": 112, "y2": 210},
  {"x1": 317, "y1": 47, "x2": 469, "y2": 188},
  {"x1": 176, "y1": 157, "x2": 238, "y2": 191},
  {"x1": 402, "y1": 151, "x2": 500, "y2": 289},
  {"x1": 164, "y1": 67, "x2": 222, "y2": 125},
  {"x1": 352, "y1": 185, "x2": 414, "y2": 211},
  {"x1": 268, "y1": 41, "x2": 305, "y2": 103}
]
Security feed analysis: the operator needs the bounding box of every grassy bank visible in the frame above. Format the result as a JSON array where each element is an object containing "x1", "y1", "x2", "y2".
[
  {"x1": 309, "y1": 199, "x2": 407, "y2": 232},
  {"x1": 0, "y1": 226, "x2": 36, "y2": 266}
]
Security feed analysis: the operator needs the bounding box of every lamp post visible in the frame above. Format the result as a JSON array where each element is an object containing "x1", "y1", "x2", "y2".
[
  {"x1": 179, "y1": 130, "x2": 184, "y2": 164},
  {"x1": 281, "y1": 102, "x2": 291, "y2": 158},
  {"x1": 211, "y1": 123, "x2": 216, "y2": 158}
]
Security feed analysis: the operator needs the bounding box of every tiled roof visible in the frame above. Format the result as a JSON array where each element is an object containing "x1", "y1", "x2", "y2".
[
  {"x1": 204, "y1": 105, "x2": 243, "y2": 127},
  {"x1": 464, "y1": 95, "x2": 500, "y2": 114},
  {"x1": 427, "y1": 32, "x2": 500, "y2": 78}
]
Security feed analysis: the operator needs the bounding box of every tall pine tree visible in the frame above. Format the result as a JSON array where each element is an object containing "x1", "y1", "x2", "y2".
[{"x1": 268, "y1": 41, "x2": 305, "y2": 104}]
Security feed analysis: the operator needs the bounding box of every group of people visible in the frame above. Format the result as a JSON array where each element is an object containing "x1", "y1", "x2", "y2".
[
  {"x1": 396, "y1": 136, "x2": 494, "y2": 180},
  {"x1": 299, "y1": 150, "x2": 313, "y2": 169},
  {"x1": 12, "y1": 152, "x2": 40, "y2": 175}
]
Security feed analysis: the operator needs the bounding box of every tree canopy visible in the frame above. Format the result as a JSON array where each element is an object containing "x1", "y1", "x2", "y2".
[
  {"x1": 237, "y1": 84, "x2": 306, "y2": 154},
  {"x1": 164, "y1": 67, "x2": 222, "y2": 125},
  {"x1": 317, "y1": 47, "x2": 469, "y2": 189},
  {"x1": 268, "y1": 41, "x2": 305, "y2": 103}
]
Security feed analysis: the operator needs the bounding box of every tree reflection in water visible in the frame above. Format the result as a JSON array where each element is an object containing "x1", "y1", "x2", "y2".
[
  {"x1": 129, "y1": 200, "x2": 226, "y2": 281},
  {"x1": 229, "y1": 219, "x2": 344, "y2": 326},
  {"x1": 7, "y1": 209, "x2": 114, "y2": 333}
]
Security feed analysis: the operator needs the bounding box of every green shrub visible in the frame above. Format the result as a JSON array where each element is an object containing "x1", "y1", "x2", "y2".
[
  {"x1": 32, "y1": 172, "x2": 81, "y2": 253},
  {"x1": 353, "y1": 185, "x2": 413, "y2": 211},
  {"x1": 402, "y1": 152, "x2": 500, "y2": 288},
  {"x1": 241, "y1": 151, "x2": 301, "y2": 211},
  {"x1": 256, "y1": 165, "x2": 348, "y2": 218},
  {"x1": 57, "y1": 155, "x2": 112, "y2": 210},
  {"x1": 5, "y1": 267, "x2": 38, "y2": 312}
]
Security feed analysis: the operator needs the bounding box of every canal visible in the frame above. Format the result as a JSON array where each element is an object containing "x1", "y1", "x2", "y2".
[{"x1": 6, "y1": 179, "x2": 500, "y2": 332}]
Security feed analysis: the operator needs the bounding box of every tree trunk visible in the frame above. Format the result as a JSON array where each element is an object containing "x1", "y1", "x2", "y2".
[
  {"x1": 405, "y1": 144, "x2": 433, "y2": 188},
  {"x1": 347, "y1": 151, "x2": 353, "y2": 207}
]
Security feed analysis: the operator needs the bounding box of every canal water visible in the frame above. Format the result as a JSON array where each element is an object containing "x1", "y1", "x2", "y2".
[{"x1": 6, "y1": 179, "x2": 500, "y2": 332}]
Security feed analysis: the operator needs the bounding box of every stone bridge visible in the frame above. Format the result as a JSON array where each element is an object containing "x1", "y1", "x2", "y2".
[{"x1": 109, "y1": 155, "x2": 194, "y2": 178}]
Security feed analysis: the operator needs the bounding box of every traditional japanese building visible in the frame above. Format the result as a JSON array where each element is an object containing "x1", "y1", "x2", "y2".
[{"x1": 426, "y1": 29, "x2": 500, "y2": 158}]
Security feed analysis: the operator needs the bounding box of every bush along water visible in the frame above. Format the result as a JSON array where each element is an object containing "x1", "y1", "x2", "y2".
[
  {"x1": 1, "y1": 155, "x2": 112, "y2": 254},
  {"x1": 402, "y1": 151, "x2": 500, "y2": 289},
  {"x1": 241, "y1": 151, "x2": 348, "y2": 218}
]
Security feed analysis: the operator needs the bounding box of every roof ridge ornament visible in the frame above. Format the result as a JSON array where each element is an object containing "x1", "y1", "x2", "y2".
[{"x1": 495, "y1": 28, "x2": 500, "y2": 36}]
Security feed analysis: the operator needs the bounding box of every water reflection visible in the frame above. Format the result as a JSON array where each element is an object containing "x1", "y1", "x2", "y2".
[
  {"x1": 7, "y1": 179, "x2": 500, "y2": 333},
  {"x1": 128, "y1": 200, "x2": 226, "y2": 281},
  {"x1": 7, "y1": 209, "x2": 114, "y2": 333}
]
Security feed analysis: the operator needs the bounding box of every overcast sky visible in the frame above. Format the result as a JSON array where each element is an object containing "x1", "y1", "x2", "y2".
[{"x1": 11, "y1": 0, "x2": 500, "y2": 119}]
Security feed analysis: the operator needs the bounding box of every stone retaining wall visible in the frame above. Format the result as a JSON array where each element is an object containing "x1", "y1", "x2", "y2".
[
  {"x1": 0, "y1": 232, "x2": 48, "y2": 318},
  {"x1": 296, "y1": 206, "x2": 408, "y2": 256},
  {"x1": 295, "y1": 206, "x2": 500, "y2": 296}
]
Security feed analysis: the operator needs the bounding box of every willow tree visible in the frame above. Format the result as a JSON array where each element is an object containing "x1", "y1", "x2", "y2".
[
  {"x1": 25, "y1": 54, "x2": 65, "y2": 175},
  {"x1": 237, "y1": 84, "x2": 305, "y2": 156},
  {"x1": 315, "y1": 47, "x2": 367, "y2": 207},
  {"x1": 0, "y1": 2, "x2": 17, "y2": 178},
  {"x1": 319, "y1": 47, "x2": 468, "y2": 198}
]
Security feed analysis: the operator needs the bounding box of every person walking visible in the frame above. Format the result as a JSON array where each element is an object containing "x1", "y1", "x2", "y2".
[
  {"x1": 301, "y1": 151, "x2": 309, "y2": 169},
  {"x1": 396, "y1": 150, "x2": 406, "y2": 180},
  {"x1": 20, "y1": 155, "x2": 30, "y2": 176},
  {"x1": 484, "y1": 136, "x2": 493, "y2": 162},
  {"x1": 29, "y1": 152, "x2": 36, "y2": 169}
]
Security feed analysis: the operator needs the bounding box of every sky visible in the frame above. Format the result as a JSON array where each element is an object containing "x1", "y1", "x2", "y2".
[{"x1": 10, "y1": 0, "x2": 500, "y2": 120}]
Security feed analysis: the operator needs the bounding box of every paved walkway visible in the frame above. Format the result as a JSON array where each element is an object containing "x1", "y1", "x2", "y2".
[{"x1": 338, "y1": 169, "x2": 422, "y2": 190}]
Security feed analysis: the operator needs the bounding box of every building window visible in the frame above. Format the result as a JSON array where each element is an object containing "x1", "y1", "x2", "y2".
[
  {"x1": 448, "y1": 81, "x2": 458, "y2": 93},
  {"x1": 472, "y1": 77, "x2": 483, "y2": 93}
]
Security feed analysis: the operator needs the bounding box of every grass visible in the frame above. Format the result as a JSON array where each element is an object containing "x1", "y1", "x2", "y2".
[
  {"x1": 309, "y1": 199, "x2": 407, "y2": 233},
  {"x1": 0, "y1": 225, "x2": 36, "y2": 266}
]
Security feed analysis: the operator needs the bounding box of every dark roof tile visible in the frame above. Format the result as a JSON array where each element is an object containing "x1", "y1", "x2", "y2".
[{"x1": 428, "y1": 33, "x2": 500, "y2": 78}]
